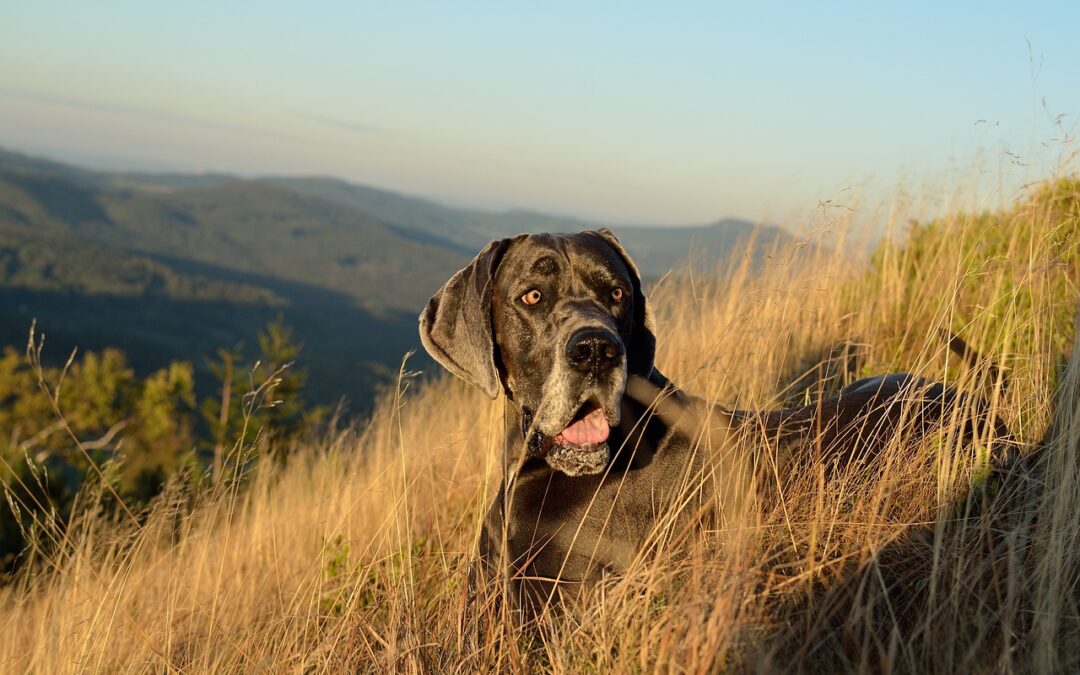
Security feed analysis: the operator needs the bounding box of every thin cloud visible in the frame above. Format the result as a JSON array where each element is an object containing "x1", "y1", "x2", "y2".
[
  {"x1": 292, "y1": 110, "x2": 388, "y2": 135},
  {"x1": 0, "y1": 86, "x2": 326, "y2": 149}
]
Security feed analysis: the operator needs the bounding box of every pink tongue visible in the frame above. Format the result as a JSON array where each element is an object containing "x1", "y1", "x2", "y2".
[{"x1": 555, "y1": 407, "x2": 610, "y2": 446}]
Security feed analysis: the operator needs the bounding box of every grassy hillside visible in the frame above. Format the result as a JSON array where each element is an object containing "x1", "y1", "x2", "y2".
[{"x1": 0, "y1": 175, "x2": 1075, "y2": 671}]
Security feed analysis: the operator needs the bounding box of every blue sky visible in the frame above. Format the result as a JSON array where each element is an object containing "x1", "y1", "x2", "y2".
[{"x1": 1, "y1": 2, "x2": 1078, "y2": 225}]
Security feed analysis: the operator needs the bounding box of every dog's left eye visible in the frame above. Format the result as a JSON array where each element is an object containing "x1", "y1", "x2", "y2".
[
  {"x1": 610, "y1": 287, "x2": 625, "y2": 304},
  {"x1": 521, "y1": 289, "x2": 543, "y2": 306}
]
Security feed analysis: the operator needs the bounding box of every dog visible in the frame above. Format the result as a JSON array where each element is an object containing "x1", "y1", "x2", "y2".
[{"x1": 419, "y1": 229, "x2": 1012, "y2": 616}]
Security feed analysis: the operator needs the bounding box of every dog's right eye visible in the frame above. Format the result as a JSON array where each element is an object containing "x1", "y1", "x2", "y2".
[{"x1": 520, "y1": 289, "x2": 543, "y2": 306}]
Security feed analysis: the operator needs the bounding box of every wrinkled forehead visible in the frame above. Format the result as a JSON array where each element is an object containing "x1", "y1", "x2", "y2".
[{"x1": 496, "y1": 232, "x2": 632, "y2": 286}]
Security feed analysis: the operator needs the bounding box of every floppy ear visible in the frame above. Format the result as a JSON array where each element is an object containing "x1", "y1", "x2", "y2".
[
  {"x1": 591, "y1": 228, "x2": 657, "y2": 376},
  {"x1": 419, "y1": 237, "x2": 518, "y2": 399}
]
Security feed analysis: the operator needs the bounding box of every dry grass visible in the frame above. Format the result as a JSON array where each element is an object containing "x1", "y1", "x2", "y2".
[{"x1": 0, "y1": 176, "x2": 1078, "y2": 673}]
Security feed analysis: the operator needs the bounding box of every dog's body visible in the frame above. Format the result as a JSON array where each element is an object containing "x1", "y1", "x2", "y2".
[{"x1": 420, "y1": 230, "x2": 1011, "y2": 614}]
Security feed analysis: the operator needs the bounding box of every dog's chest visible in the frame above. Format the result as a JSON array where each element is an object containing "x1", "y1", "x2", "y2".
[{"x1": 504, "y1": 434, "x2": 699, "y2": 576}]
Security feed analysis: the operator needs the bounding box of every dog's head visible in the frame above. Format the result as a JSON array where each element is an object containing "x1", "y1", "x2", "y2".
[{"x1": 419, "y1": 229, "x2": 656, "y2": 476}]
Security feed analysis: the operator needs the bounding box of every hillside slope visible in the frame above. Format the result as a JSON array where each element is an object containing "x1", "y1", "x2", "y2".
[{"x1": 0, "y1": 152, "x2": 463, "y2": 405}]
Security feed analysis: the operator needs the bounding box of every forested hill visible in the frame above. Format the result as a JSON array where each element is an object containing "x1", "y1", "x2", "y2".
[{"x1": 0, "y1": 148, "x2": 792, "y2": 409}]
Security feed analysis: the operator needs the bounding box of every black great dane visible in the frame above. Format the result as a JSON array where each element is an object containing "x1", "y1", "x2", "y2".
[{"x1": 419, "y1": 229, "x2": 1012, "y2": 616}]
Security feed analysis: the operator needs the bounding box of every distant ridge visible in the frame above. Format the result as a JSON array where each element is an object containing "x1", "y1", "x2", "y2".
[{"x1": 262, "y1": 174, "x2": 793, "y2": 278}]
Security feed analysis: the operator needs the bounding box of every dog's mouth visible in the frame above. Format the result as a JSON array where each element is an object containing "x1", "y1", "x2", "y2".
[
  {"x1": 530, "y1": 401, "x2": 613, "y2": 477},
  {"x1": 554, "y1": 402, "x2": 610, "y2": 446}
]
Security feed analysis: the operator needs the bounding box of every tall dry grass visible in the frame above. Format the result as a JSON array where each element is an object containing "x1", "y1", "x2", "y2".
[{"x1": 0, "y1": 177, "x2": 1077, "y2": 672}]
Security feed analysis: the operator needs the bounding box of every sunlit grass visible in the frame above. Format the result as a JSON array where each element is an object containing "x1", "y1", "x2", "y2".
[{"x1": 0, "y1": 175, "x2": 1077, "y2": 672}]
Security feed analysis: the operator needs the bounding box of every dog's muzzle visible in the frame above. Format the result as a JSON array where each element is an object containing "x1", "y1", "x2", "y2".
[{"x1": 519, "y1": 327, "x2": 625, "y2": 476}]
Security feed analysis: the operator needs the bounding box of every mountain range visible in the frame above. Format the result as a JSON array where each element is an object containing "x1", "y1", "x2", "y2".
[{"x1": 0, "y1": 148, "x2": 794, "y2": 410}]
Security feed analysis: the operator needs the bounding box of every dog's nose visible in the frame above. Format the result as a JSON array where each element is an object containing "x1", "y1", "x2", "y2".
[{"x1": 566, "y1": 329, "x2": 624, "y2": 375}]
